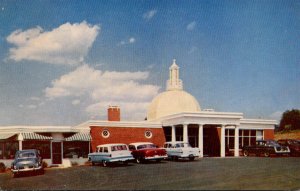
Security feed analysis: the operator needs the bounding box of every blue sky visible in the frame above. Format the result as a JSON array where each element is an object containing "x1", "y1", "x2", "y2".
[{"x1": 0, "y1": 0, "x2": 299, "y2": 125}]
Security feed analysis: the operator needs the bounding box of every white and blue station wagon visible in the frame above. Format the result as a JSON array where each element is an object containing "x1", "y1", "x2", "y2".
[{"x1": 88, "y1": 143, "x2": 134, "y2": 167}]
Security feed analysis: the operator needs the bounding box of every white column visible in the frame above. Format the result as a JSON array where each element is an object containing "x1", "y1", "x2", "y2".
[
  {"x1": 17, "y1": 133, "x2": 23, "y2": 151},
  {"x1": 18, "y1": 140, "x2": 22, "y2": 151},
  {"x1": 198, "y1": 124, "x2": 203, "y2": 157},
  {"x1": 220, "y1": 125, "x2": 226, "y2": 157},
  {"x1": 171, "y1": 125, "x2": 176, "y2": 142},
  {"x1": 234, "y1": 125, "x2": 240, "y2": 157},
  {"x1": 183, "y1": 124, "x2": 188, "y2": 142}
]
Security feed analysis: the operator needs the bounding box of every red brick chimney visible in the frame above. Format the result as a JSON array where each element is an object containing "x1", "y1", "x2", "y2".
[{"x1": 107, "y1": 106, "x2": 120, "y2": 121}]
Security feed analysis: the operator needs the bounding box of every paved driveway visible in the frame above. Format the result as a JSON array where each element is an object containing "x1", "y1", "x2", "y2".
[{"x1": 1, "y1": 157, "x2": 300, "y2": 190}]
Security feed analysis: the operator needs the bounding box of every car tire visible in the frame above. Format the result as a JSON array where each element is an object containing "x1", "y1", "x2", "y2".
[
  {"x1": 12, "y1": 173, "x2": 18, "y2": 178},
  {"x1": 174, "y1": 156, "x2": 179, "y2": 161},
  {"x1": 136, "y1": 157, "x2": 143, "y2": 164},
  {"x1": 243, "y1": 150, "x2": 249, "y2": 157},
  {"x1": 102, "y1": 160, "x2": 108, "y2": 167},
  {"x1": 264, "y1": 151, "x2": 270, "y2": 157},
  {"x1": 123, "y1": 161, "x2": 128, "y2": 165},
  {"x1": 189, "y1": 155, "x2": 195, "y2": 161},
  {"x1": 91, "y1": 161, "x2": 95, "y2": 166},
  {"x1": 156, "y1": 159, "x2": 161, "y2": 163}
]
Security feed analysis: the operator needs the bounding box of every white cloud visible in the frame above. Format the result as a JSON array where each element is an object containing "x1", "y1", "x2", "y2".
[
  {"x1": 129, "y1": 37, "x2": 135, "y2": 43},
  {"x1": 187, "y1": 21, "x2": 196, "y2": 31},
  {"x1": 30, "y1": 96, "x2": 40, "y2": 101},
  {"x1": 143, "y1": 9, "x2": 157, "y2": 20},
  {"x1": 117, "y1": 37, "x2": 136, "y2": 46},
  {"x1": 27, "y1": 105, "x2": 37, "y2": 109},
  {"x1": 45, "y1": 64, "x2": 160, "y2": 120},
  {"x1": 6, "y1": 21, "x2": 100, "y2": 65},
  {"x1": 269, "y1": 111, "x2": 283, "y2": 121},
  {"x1": 72, "y1": 99, "x2": 81, "y2": 105}
]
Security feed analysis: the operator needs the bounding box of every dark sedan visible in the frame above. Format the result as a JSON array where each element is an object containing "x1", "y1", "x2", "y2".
[
  {"x1": 242, "y1": 140, "x2": 290, "y2": 157},
  {"x1": 277, "y1": 139, "x2": 300, "y2": 156},
  {"x1": 11, "y1": 149, "x2": 44, "y2": 177}
]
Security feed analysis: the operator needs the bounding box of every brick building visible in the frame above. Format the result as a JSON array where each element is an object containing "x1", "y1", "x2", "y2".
[{"x1": 0, "y1": 59, "x2": 276, "y2": 167}]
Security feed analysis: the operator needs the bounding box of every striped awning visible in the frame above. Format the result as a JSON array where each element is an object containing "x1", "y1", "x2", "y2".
[
  {"x1": 21, "y1": 132, "x2": 53, "y2": 140},
  {"x1": 65, "y1": 133, "x2": 91, "y2": 141},
  {"x1": 0, "y1": 133, "x2": 16, "y2": 140}
]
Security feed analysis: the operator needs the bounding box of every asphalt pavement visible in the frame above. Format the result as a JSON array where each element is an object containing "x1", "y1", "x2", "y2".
[{"x1": 1, "y1": 157, "x2": 300, "y2": 190}]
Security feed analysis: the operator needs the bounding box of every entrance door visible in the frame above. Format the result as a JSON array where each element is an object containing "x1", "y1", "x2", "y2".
[
  {"x1": 52, "y1": 142, "x2": 62, "y2": 164},
  {"x1": 203, "y1": 127, "x2": 220, "y2": 157}
]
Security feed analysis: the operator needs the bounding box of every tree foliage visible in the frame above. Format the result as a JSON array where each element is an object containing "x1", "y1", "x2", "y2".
[{"x1": 279, "y1": 109, "x2": 300, "y2": 131}]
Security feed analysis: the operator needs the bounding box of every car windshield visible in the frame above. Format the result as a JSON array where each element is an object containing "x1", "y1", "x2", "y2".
[
  {"x1": 137, "y1": 144, "x2": 156, "y2": 150},
  {"x1": 17, "y1": 152, "x2": 36, "y2": 158},
  {"x1": 175, "y1": 143, "x2": 191, "y2": 148},
  {"x1": 111, "y1": 145, "x2": 128, "y2": 151},
  {"x1": 266, "y1": 140, "x2": 280, "y2": 147}
]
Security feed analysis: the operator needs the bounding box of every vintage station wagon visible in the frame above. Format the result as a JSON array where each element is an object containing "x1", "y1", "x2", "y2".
[
  {"x1": 163, "y1": 141, "x2": 200, "y2": 161},
  {"x1": 88, "y1": 143, "x2": 134, "y2": 167}
]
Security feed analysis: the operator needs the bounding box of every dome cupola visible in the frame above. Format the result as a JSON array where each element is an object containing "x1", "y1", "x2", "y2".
[{"x1": 147, "y1": 59, "x2": 201, "y2": 121}]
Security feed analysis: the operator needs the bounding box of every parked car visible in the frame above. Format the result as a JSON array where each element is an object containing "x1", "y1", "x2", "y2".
[
  {"x1": 88, "y1": 143, "x2": 134, "y2": 167},
  {"x1": 163, "y1": 141, "x2": 200, "y2": 161},
  {"x1": 128, "y1": 142, "x2": 168, "y2": 163},
  {"x1": 242, "y1": 140, "x2": 290, "y2": 157},
  {"x1": 277, "y1": 139, "x2": 300, "y2": 156},
  {"x1": 11, "y1": 149, "x2": 44, "y2": 178},
  {"x1": 64, "y1": 147, "x2": 84, "y2": 158}
]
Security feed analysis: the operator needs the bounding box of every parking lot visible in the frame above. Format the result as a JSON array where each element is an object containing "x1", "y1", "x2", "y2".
[{"x1": 1, "y1": 157, "x2": 300, "y2": 190}]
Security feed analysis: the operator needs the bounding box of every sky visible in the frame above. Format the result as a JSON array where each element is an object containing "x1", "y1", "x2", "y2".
[{"x1": 0, "y1": 0, "x2": 299, "y2": 125}]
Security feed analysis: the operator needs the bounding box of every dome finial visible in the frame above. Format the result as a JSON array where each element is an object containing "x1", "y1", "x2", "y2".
[{"x1": 167, "y1": 59, "x2": 183, "y2": 91}]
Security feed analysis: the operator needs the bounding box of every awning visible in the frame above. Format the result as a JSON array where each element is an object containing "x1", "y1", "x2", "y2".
[
  {"x1": 0, "y1": 133, "x2": 16, "y2": 140},
  {"x1": 21, "y1": 132, "x2": 52, "y2": 140},
  {"x1": 65, "y1": 133, "x2": 91, "y2": 141}
]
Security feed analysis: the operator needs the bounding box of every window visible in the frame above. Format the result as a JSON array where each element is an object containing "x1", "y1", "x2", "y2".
[
  {"x1": 128, "y1": 145, "x2": 136, "y2": 150},
  {"x1": 145, "y1": 130, "x2": 153, "y2": 139},
  {"x1": 239, "y1": 130, "x2": 264, "y2": 149},
  {"x1": 103, "y1": 147, "x2": 108, "y2": 153},
  {"x1": 102, "y1": 129, "x2": 110, "y2": 138}
]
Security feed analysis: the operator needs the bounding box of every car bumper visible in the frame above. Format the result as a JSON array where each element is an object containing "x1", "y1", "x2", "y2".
[
  {"x1": 11, "y1": 166, "x2": 43, "y2": 173},
  {"x1": 108, "y1": 156, "x2": 135, "y2": 162},
  {"x1": 145, "y1": 155, "x2": 168, "y2": 160}
]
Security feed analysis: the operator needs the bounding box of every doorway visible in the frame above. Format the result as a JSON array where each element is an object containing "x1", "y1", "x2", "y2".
[
  {"x1": 52, "y1": 142, "x2": 62, "y2": 164},
  {"x1": 203, "y1": 127, "x2": 220, "y2": 157}
]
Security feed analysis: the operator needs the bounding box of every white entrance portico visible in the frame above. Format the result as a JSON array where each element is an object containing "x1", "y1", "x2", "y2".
[{"x1": 160, "y1": 111, "x2": 242, "y2": 157}]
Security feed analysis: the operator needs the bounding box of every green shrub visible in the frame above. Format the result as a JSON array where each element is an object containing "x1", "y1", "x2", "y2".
[{"x1": 0, "y1": 162, "x2": 6, "y2": 172}]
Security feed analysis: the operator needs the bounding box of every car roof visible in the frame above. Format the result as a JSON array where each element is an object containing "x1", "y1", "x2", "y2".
[
  {"x1": 96, "y1": 143, "x2": 127, "y2": 147},
  {"x1": 164, "y1": 141, "x2": 188, "y2": 144},
  {"x1": 129, "y1": 142, "x2": 154, "y2": 146},
  {"x1": 17, "y1": 149, "x2": 38, "y2": 153}
]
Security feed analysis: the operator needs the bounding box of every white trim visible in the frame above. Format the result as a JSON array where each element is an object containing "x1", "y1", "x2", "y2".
[
  {"x1": 0, "y1": 126, "x2": 73, "y2": 133},
  {"x1": 75, "y1": 120, "x2": 162, "y2": 129}
]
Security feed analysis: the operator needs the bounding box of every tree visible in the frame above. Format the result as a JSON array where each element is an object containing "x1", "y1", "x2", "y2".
[{"x1": 279, "y1": 109, "x2": 300, "y2": 131}]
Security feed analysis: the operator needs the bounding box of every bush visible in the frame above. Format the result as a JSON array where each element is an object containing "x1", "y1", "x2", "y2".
[
  {"x1": 0, "y1": 162, "x2": 6, "y2": 173},
  {"x1": 42, "y1": 161, "x2": 48, "y2": 168},
  {"x1": 71, "y1": 161, "x2": 78, "y2": 166}
]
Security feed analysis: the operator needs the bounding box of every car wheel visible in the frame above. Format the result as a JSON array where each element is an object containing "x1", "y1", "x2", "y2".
[
  {"x1": 264, "y1": 151, "x2": 270, "y2": 157},
  {"x1": 243, "y1": 150, "x2": 249, "y2": 157},
  {"x1": 189, "y1": 156, "x2": 195, "y2": 161},
  {"x1": 156, "y1": 159, "x2": 161, "y2": 163},
  {"x1": 174, "y1": 156, "x2": 179, "y2": 161},
  {"x1": 102, "y1": 160, "x2": 108, "y2": 167},
  {"x1": 123, "y1": 161, "x2": 128, "y2": 165},
  {"x1": 136, "y1": 157, "x2": 143, "y2": 164},
  {"x1": 91, "y1": 161, "x2": 95, "y2": 166},
  {"x1": 12, "y1": 172, "x2": 18, "y2": 178}
]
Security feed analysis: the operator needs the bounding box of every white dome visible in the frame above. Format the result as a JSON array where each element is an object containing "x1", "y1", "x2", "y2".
[{"x1": 147, "y1": 90, "x2": 201, "y2": 121}]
